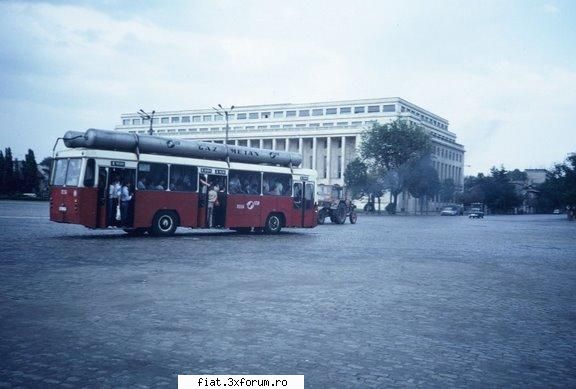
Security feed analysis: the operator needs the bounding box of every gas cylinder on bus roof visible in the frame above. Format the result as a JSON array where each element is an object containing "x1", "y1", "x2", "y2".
[{"x1": 66, "y1": 129, "x2": 302, "y2": 167}]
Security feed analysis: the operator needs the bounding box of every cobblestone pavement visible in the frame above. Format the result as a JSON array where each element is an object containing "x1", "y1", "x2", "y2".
[{"x1": 1, "y1": 201, "x2": 576, "y2": 388}]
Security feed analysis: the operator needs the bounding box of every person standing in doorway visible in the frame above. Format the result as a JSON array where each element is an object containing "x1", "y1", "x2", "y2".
[
  {"x1": 120, "y1": 181, "x2": 133, "y2": 226},
  {"x1": 207, "y1": 185, "x2": 218, "y2": 228},
  {"x1": 108, "y1": 177, "x2": 121, "y2": 226}
]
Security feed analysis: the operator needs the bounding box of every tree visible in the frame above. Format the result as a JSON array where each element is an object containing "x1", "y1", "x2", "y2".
[
  {"x1": 404, "y1": 156, "x2": 440, "y2": 213},
  {"x1": 344, "y1": 158, "x2": 368, "y2": 198},
  {"x1": 360, "y1": 120, "x2": 432, "y2": 211},
  {"x1": 538, "y1": 154, "x2": 576, "y2": 219},
  {"x1": 461, "y1": 167, "x2": 521, "y2": 214},
  {"x1": 23, "y1": 149, "x2": 39, "y2": 193},
  {"x1": 0, "y1": 150, "x2": 5, "y2": 193},
  {"x1": 438, "y1": 178, "x2": 456, "y2": 203},
  {"x1": 3, "y1": 148, "x2": 15, "y2": 194}
]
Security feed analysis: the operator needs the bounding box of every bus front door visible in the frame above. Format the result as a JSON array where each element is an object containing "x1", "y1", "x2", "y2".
[{"x1": 97, "y1": 167, "x2": 136, "y2": 228}]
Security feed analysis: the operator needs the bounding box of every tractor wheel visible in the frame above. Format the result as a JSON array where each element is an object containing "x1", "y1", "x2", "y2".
[
  {"x1": 333, "y1": 202, "x2": 347, "y2": 224},
  {"x1": 349, "y1": 211, "x2": 358, "y2": 224}
]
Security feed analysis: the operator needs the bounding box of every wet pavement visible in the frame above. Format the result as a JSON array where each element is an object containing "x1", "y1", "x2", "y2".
[{"x1": 1, "y1": 201, "x2": 576, "y2": 388}]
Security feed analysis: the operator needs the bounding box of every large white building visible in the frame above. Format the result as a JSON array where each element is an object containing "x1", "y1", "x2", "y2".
[{"x1": 116, "y1": 97, "x2": 465, "y2": 209}]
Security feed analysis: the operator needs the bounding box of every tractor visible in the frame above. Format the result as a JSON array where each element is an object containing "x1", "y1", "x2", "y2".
[{"x1": 317, "y1": 184, "x2": 357, "y2": 224}]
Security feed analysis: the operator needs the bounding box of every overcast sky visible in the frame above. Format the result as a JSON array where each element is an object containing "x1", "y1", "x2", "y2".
[{"x1": 0, "y1": 0, "x2": 574, "y2": 174}]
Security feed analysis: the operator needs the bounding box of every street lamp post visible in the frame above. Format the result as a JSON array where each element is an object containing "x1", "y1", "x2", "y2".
[
  {"x1": 213, "y1": 104, "x2": 235, "y2": 145},
  {"x1": 138, "y1": 109, "x2": 156, "y2": 135}
]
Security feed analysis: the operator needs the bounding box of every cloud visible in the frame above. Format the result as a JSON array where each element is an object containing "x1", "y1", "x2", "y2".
[{"x1": 0, "y1": 0, "x2": 574, "y2": 172}]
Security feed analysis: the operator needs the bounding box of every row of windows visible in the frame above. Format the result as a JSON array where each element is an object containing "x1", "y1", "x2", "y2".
[
  {"x1": 122, "y1": 105, "x2": 397, "y2": 126},
  {"x1": 435, "y1": 146, "x2": 462, "y2": 162},
  {"x1": 126, "y1": 121, "x2": 376, "y2": 135},
  {"x1": 400, "y1": 105, "x2": 448, "y2": 130}
]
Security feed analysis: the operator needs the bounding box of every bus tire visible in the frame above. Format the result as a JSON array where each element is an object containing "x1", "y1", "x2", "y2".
[
  {"x1": 264, "y1": 214, "x2": 282, "y2": 234},
  {"x1": 151, "y1": 211, "x2": 178, "y2": 237}
]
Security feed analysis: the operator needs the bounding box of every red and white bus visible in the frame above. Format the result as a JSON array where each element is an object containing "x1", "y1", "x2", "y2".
[{"x1": 49, "y1": 129, "x2": 317, "y2": 236}]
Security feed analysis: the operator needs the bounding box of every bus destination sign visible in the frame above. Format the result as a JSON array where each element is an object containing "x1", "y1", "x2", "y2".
[
  {"x1": 200, "y1": 167, "x2": 227, "y2": 176},
  {"x1": 111, "y1": 161, "x2": 126, "y2": 167}
]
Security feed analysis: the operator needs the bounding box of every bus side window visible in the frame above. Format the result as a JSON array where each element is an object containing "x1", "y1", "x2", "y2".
[
  {"x1": 169, "y1": 165, "x2": 198, "y2": 192},
  {"x1": 138, "y1": 162, "x2": 168, "y2": 190},
  {"x1": 229, "y1": 170, "x2": 261, "y2": 195},
  {"x1": 83, "y1": 158, "x2": 95, "y2": 187},
  {"x1": 263, "y1": 173, "x2": 291, "y2": 196}
]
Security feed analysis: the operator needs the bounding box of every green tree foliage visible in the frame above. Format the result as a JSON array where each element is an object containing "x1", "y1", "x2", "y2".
[
  {"x1": 438, "y1": 178, "x2": 456, "y2": 203},
  {"x1": 360, "y1": 120, "x2": 432, "y2": 211},
  {"x1": 0, "y1": 150, "x2": 5, "y2": 193},
  {"x1": 538, "y1": 154, "x2": 576, "y2": 218},
  {"x1": 344, "y1": 158, "x2": 368, "y2": 198},
  {"x1": 461, "y1": 167, "x2": 521, "y2": 214},
  {"x1": 3, "y1": 148, "x2": 15, "y2": 194},
  {"x1": 404, "y1": 156, "x2": 440, "y2": 213},
  {"x1": 23, "y1": 149, "x2": 39, "y2": 193}
]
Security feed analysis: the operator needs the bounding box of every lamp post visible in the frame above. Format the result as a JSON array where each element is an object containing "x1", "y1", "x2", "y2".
[
  {"x1": 138, "y1": 109, "x2": 156, "y2": 135},
  {"x1": 213, "y1": 104, "x2": 234, "y2": 145}
]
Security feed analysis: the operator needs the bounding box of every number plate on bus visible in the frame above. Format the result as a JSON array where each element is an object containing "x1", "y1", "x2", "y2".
[{"x1": 59, "y1": 206, "x2": 67, "y2": 212}]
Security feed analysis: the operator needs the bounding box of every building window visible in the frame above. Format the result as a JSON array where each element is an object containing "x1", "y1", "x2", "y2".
[
  {"x1": 309, "y1": 156, "x2": 313, "y2": 169},
  {"x1": 237, "y1": 113, "x2": 247, "y2": 120},
  {"x1": 283, "y1": 124, "x2": 293, "y2": 128},
  {"x1": 192, "y1": 116, "x2": 201, "y2": 122},
  {"x1": 171, "y1": 117, "x2": 180, "y2": 123},
  {"x1": 400, "y1": 106, "x2": 406, "y2": 112},
  {"x1": 270, "y1": 125, "x2": 280, "y2": 129},
  {"x1": 161, "y1": 117, "x2": 169, "y2": 124},
  {"x1": 351, "y1": 121, "x2": 362, "y2": 125},
  {"x1": 181, "y1": 116, "x2": 190, "y2": 123},
  {"x1": 203, "y1": 115, "x2": 212, "y2": 121},
  {"x1": 178, "y1": 128, "x2": 187, "y2": 132},
  {"x1": 323, "y1": 155, "x2": 327, "y2": 178},
  {"x1": 312, "y1": 109, "x2": 323, "y2": 116},
  {"x1": 257, "y1": 125, "x2": 267, "y2": 129},
  {"x1": 322, "y1": 123, "x2": 334, "y2": 126},
  {"x1": 261, "y1": 112, "x2": 271, "y2": 118},
  {"x1": 214, "y1": 115, "x2": 223, "y2": 121},
  {"x1": 299, "y1": 110, "x2": 310, "y2": 117},
  {"x1": 246, "y1": 126, "x2": 255, "y2": 129},
  {"x1": 296, "y1": 124, "x2": 306, "y2": 127},
  {"x1": 249, "y1": 112, "x2": 258, "y2": 119},
  {"x1": 122, "y1": 119, "x2": 130, "y2": 125},
  {"x1": 367, "y1": 105, "x2": 380, "y2": 113},
  {"x1": 273, "y1": 111, "x2": 283, "y2": 118},
  {"x1": 337, "y1": 122, "x2": 348, "y2": 126},
  {"x1": 286, "y1": 110, "x2": 296, "y2": 117},
  {"x1": 309, "y1": 123, "x2": 319, "y2": 127},
  {"x1": 340, "y1": 107, "x2": 351, "y2": 114},
  {"x1": 132, "y1": 118, "x2": 141, "y2": 125},
  {"x1": 354, "y1": 106, "x2": 365, "y2": 114},
  {"x1": 326, "y1": 108, "x2": 337, "y2": 115},
  {"x1": 337, "y1": 156, "x2": 342, "y2": 178}
]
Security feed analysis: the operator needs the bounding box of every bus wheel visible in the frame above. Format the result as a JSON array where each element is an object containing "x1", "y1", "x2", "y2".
[
  {"x1": 264, "y1": 214, "x2": 282, "y2": 234},
  {"x1": 151, "y1": 211, "x2": 178, "y2": 237}
]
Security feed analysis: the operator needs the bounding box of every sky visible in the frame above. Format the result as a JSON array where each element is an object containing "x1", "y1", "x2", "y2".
[{"x1": 0, "y1": 0, "x2": 574, "y2": 175}]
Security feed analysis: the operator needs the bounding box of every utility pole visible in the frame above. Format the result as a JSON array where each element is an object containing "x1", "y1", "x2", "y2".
[
  {"x1": 138, "y1": 109, "x2": 156, "y2": 135},
  {"x1": 212, "y1": 104, "x2": 235, "y2": 145}
]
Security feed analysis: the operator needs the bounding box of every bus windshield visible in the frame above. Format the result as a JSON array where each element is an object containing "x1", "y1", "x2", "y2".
[{"x1": 51, "y1": 158, "x2": 82, "y2": 186}]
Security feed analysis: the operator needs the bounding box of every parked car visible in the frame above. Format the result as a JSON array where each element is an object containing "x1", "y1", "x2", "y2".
[{"x1": 440, "y1": 205, "x2": 463, "y2": 216}]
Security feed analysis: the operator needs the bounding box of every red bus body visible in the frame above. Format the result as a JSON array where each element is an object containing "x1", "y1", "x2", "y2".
[{"x1": 50, "y1": 149, "x2": 317, "y2": 235}]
